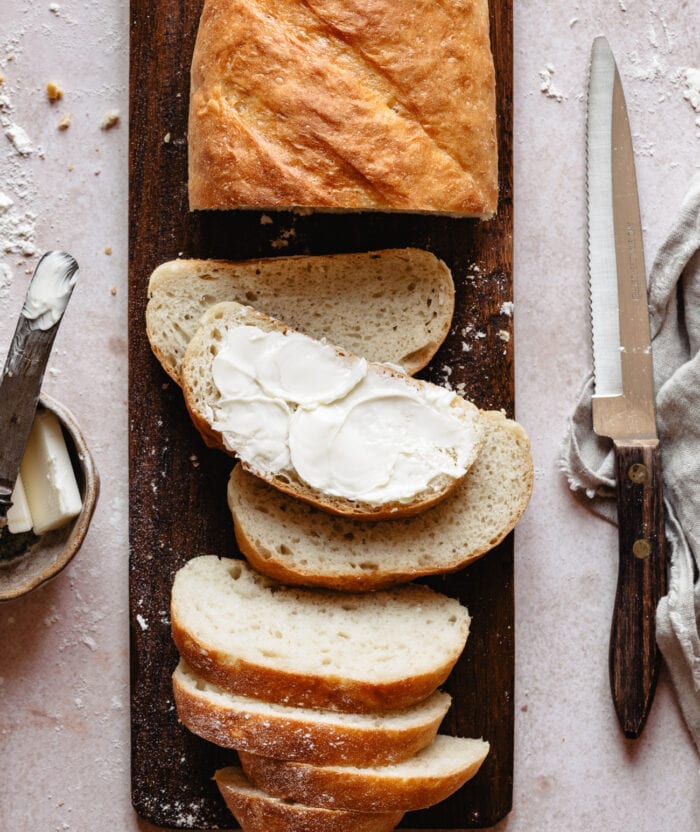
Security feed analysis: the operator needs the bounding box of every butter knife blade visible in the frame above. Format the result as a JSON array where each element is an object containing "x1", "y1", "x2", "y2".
[{"x1": 0, "y1": 252, "x2": 79, "y2": 525}]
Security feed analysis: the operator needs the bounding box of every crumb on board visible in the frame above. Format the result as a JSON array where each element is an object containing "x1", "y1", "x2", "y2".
[
  {"x1": 497, "y1": 329, "x2": 511, "y2": 342},
  {"x1": 46, "y1": 81, "x2": 63, "y2": 102},
  {"x1": 67, "y1": 164, "x2": 74, "y2": 171},
  {"x1": 57, "y1": 112, "x2": 71, "y2": 130},
  {"x1": 100, "y1": 110, "x2": 120, "y2": 130},
  {"x1": 163, "y1": 132, "x2": 171, "y2": 143},
  {"x1": 104, "y1": 246, "x2": 112, "y2": 255},
  {"x1": 260, "y1": 214, "x2": 273, "y2": 225},
  {"x1": 110, "y1": 286, "x2": 117, "y2": 296}
]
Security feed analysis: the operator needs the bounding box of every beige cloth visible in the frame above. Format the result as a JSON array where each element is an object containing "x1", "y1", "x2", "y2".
[{"x1": 561, "y1": 175, "x2": 700, "y2": 752}]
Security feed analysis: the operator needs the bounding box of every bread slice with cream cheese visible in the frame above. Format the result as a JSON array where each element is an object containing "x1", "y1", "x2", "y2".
[
  {"x1": 173, "y1": 659, "x2": 451, "y2": 766},
  {"x1": 146, "y1": 249, "x2": 454, "y2": 383},
  {"x1": 170, "y1": 556, "x2": 470, "y2": 713},
  {"x1": 181, "y1": 302, "x2": 484, "y2": 519},
  {"x1": 214, "y1": 767, "x2": 405, "y2": 832},
  {"x1": 238, "y1": 734, "x2": 490, "y2": 813},
  {"x1": 227, "y1": 409, "x2": 533, "y2": 590}
]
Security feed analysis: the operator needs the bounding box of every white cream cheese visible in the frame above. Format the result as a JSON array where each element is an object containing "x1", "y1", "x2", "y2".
[
  {"x1": 289, "y1": 374, "x2": 476, "y2": 503},
  {"x1": 212, "y1": 325, "x2": 478, "y2": 506},
  {"x1": 22, "y1": 251, "x2": 79, "y2": 330}
]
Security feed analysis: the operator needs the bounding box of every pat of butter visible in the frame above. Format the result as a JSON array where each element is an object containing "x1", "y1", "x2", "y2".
[
  {"x1": 20, "y1": 410, "x2": 82, "y2": 535},
  {"x1": 7, "y1": 472, "x2": 33, "y2": 534}
]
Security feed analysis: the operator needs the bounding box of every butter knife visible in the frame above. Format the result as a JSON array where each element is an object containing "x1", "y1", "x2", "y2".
[
  {"x1": 0, "y1": 251, "x2": 79, "y2": 527},
  {"x1": 586, "y1": 37, "x2": 667, "y2": 739}
]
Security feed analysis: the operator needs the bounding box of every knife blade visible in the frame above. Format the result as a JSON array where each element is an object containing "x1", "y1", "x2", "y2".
[
  {"x1": 0, "y1": 251, "x2": 79, "y2": 527},
  {"x1": 586, "y1": 36, "x2": 667, "y2": 739}
]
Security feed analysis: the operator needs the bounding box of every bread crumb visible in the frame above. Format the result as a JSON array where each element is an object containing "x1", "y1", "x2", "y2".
[
  {"x1": 260, "y1": 214, "x2": 273, "y2": 225},
  {"x1": 104, "y1": 246, "x2": 112, "y2": 255},
  {"x1": 136, "y1": 613, "x2": 149, "y2": 631},
  {"x1": 94, "y1": 170, "x2": 101, "y2": 176},
  {"x1": 46, "y1": 81, "x2": 63, "y2": 102},
  {"x1": 110, "y1": 286, "x2": 117, "y2": 296},
  {"x1": 49, "y1": 2, "x2": 61, "y2": 12},
  {"x1": 499, "y1": 301, "x2": 514, "y2": 317},
  {"x1": 57, "y1": 112, "x2": 71, "y2": 130},
  {"x1": 67, "y1": 164, "x2": 74, "y2": 171},
  {"x1": 163, "y1": 132, "x2": 171, "y2": 143},
  {"x1": 190, "y1": 454, "x2": 200, "y2": 468},
  {"x1": 497, "y1": 329, "x2": 510, "y2": 342},
  {"x1": 100, "y1": 110, "x2": 120, "y2": 130}
]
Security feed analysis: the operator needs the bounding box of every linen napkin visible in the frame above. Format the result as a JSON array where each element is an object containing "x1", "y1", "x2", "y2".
[{"x1": 561, "y1": 174, "x2": 700, "y2": 752}]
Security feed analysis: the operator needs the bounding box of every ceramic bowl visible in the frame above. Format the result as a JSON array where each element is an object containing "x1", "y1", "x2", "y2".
[{"x1": 0, "y1": 394, "x2": 99, "y2": 601}]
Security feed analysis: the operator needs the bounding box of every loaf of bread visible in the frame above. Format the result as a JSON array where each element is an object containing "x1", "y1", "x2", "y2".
[
  {"x1": 170, "y1": 556, "x2": 470, "y2": 712},
  {"x1": 181, "y1": 302, "x2": 484, "y2": 518},
  {"x1": 228, "y1": 409, "x2": 533, "y2": 590},
  {"x1": 215, "y1": 767, "x2": 405, "y2": 832},
  {"x1": 188, "y1": 0, "x2": 498, "y2": 215},
  {"x1": 173, "y1": 659, "x2": 451, "y2": 766},
  {"x1": 146, "y1": 250, "x2": 455, "y2": 383},
  {"x1": 238, "y1": 734, "x2": 489, "y2": 812}
]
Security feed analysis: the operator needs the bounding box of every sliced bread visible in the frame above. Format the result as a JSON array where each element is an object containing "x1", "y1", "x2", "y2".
[
  {"x1": 173, "y1": 659, "x2": 451, "y2": 766},
  {"x1": 228, "y1": 409, "x2": 534, "y2": 590},
  {"x1": 170, "y1": 556, "x2": 470, "y2": 712},
  {"x1": 146, "y1": 249, "x2": 454, "y2": 383},
  {"x1": 238, "y1": 734, "x2": 490, "y2": 813},
  {"x1": 215, "y1": 766, "x2": 404, "y2": 832},
  {"x1": 181, "y1": 301, "x2": 484, "y2": 519}
]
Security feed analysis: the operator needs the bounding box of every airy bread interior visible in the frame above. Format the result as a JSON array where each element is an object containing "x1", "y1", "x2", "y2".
[{"x1": 146, "y1": 249, "x2": 454, "y2": 382}]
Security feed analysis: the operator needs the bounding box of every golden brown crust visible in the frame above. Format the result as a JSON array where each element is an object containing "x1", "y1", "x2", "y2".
[
  {"x1": 215, "y1": 768, "x2": 405, "y2": 832},
  {"x1": 188, "y1": 0, "x2": 497, "y2": 215},
  {"x1": 172, "y1": 667, "x2": 448, "y2": 766},
  {"x1": 238, "y1": 747, "x2": 488, "y2": 812},
  {"x1": 171, "y1": 613, "x2": 461, "y2": 714}
]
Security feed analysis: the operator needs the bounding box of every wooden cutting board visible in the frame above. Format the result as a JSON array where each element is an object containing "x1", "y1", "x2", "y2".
[{"x1": 129, "y1": 1, "x2": 514, "y2": 828}]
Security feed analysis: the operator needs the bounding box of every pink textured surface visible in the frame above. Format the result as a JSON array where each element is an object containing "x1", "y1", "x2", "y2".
[{"x1": 0, "y1": 1, "x2": 698, "y2": 830}]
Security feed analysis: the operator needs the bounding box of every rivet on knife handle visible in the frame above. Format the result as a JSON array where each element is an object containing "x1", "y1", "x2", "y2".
[{"x1": 609, "y1": 440, "x2": 667, "y2": 738}]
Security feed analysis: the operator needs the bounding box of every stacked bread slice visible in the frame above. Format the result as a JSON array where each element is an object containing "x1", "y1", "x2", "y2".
[
  {"x1": 171, "y1": 557, "x2": 488, "y2": 829},
  {"x1": 146, "y1": 249, "x2": 455, "y2": 383},
  {"x1": 150, "y1": 250, "x2": 533, "y2": 829}
]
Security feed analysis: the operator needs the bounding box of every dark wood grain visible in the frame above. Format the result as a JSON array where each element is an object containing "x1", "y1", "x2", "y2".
[
  {"x1": 129, "y1": 0, "x2": 513, "y2": 827},
  {"x1": 610, "y1": 441, "x2": 667, "y2": 739}
]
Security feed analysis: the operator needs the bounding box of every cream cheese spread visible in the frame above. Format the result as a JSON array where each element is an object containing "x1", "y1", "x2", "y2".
[
  {"x1": 22, "y1": 251, "x2": 79, "y2": 330},
  {"x1": 212, "y1": 324, "x2": 479, "y2": 506}
]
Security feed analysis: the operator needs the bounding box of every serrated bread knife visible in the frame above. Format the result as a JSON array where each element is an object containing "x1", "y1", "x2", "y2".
[
  {"x1": 0, "y1": 251, "x2": 79, "y2": 529},
  {"x1": 587, "y1": 37, "x2": 667, "y2": 739}
]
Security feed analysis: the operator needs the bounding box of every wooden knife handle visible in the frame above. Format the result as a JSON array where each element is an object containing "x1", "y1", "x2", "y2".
[{"x1": 610, "y1": 440, "x2": 667, "y2": 738}]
